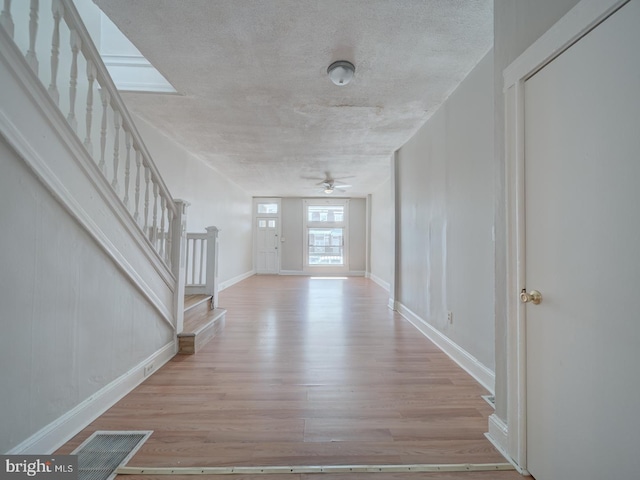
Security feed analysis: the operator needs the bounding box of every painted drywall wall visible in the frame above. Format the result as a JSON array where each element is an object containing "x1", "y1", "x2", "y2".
[
  {"x1": 396, "y1": 49, "x2": 495, "y2": 371},
  {"x1": 132, "y1": 114, "x2": 254, "y2": 286},
  {"x1": 370, "y1": 177, "x2": 393, "y2": 290},
  {"x1": 281, "y1": 198, "x2": 304, "y2": 271},
  {"x1": 493, "y1": 0, "x2": 581, "y2": 422},
  {"x1": 0, "y1": 137, "x2": 173, "y2": 453}
]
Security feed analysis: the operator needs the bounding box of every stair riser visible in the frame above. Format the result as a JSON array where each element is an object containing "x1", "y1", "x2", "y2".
[
  {"x1": 184, "y1": 298, "x2": 212, "y2": 318},
  {"x1": 178, "y1": 312, "x2": 225, "y2": 355},
  {"x1": 194, "y1": 316, "x2": 225, "y2": 352}
]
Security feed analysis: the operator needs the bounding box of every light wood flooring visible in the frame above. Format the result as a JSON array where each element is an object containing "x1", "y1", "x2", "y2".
[{"x1": 58, "y1": 276, "x2": 522, "y2": 479}]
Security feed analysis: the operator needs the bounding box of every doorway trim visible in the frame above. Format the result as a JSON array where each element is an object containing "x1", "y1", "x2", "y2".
[{"x1": 499, "y1": 0, "x2": 628, "y2": 472}]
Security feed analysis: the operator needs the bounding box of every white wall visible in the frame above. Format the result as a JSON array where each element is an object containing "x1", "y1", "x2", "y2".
[
  {"x1": 369, "y1": 177, "x2": 393, "y2": 290},
  {"x1": 396, "y1": 49, "x2": 495, "y2": 371},
  {"x1": 281, "y1": 198, "x2": 304, "y2": 271},
  {"x1": 0, "y1": 137, "x2": 173, "y2": 453},
  {"x1": 493, "y1": 0, "x2": 581, "y2": 421},
  {"x1": 132, "y1": 115, "x2": 254, "y2": 286}
]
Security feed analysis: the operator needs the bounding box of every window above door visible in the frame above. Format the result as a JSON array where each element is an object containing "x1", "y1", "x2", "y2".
[{"x1": 254, "y1": 198, "x2": 280, "y2": 217}]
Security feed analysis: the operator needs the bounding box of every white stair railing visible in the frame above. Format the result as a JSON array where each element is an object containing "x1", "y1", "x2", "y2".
[
  {"x1": 186, "y1": 233, "x2": 208, "y2": 288},
  {"x1": 0, "y1": 0, "x2": 178, "y2": 271},
  {"x1": 185, "y1": 227, "x2": 220, "y2": 308}
]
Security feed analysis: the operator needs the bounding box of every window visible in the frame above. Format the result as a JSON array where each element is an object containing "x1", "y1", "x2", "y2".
[
  {"x1": 308, "y1": 228, "x2": 344, "y2": 265},
  {"x1": 257, "y1": 203, "x2": 278, "y2": 214},
  {"x1": 303, "y1": 199, "x2": 349, "y2": 271},
  {"x1": 307, "y1": 205, "x2": 344, "y2": 223}
]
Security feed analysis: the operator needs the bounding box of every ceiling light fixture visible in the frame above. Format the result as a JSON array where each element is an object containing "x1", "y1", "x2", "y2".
[
  {"x1": 324, "y1": 187, "x2": 334, "y2": 194},
  {"x1": 327, "y1": 60, "x2": 355, "y2": 86}
]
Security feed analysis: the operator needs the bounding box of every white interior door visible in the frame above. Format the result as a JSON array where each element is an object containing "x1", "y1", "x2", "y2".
[
  {"x1": 256, "y1": 217, "x2": 279, "y2": 274},
  {"x1": 524, "y1": 2, "x2": 640, "y2": 479}
]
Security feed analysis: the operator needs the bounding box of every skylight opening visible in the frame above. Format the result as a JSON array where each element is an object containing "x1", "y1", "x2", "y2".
[{"x1": 98, "y1": 10, "x2": 177, "y2": 94}]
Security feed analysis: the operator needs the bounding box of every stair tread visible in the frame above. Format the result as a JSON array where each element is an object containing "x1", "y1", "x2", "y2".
[
  {"x1": 184, "y1": 294, "x2": 212, "y2": 312},
  {"x1": 180, "y1": 307, "x2": 226, "y2": 336}
]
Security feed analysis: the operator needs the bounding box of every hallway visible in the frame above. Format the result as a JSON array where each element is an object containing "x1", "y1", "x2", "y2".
[{"x1": 58, "y1": 276, "x2": 519, "y2": 479}]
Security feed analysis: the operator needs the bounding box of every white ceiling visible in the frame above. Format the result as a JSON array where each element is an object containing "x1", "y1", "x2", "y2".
[{"x1": 94, "y1": 0, "x2": 493, "y2": 197}]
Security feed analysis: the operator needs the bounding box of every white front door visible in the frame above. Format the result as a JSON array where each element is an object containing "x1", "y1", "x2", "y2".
[
  {"x1": 524, "y1": 2, "x2": 640, "y2": 479},
  {"x1": 256, "y1": 217, "x2": 279, "y2": 274}
]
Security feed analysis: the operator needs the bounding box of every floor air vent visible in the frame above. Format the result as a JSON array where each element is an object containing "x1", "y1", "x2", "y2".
[
  {"x1": 71, "y1": 431, "x2": 152, "y2": 480},
  {"x1": 482, "y1": 395, "x2": 495, "y2": 408}
]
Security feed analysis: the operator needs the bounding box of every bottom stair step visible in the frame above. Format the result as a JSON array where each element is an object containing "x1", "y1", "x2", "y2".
[{"x1": 177, "y1": 307, "x2": 226, "y2": 354}]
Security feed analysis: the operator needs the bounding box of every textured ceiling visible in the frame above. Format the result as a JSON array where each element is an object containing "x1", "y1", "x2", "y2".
[{"x1": 94, "y1": 0, "x2": 493, "y2": 197}]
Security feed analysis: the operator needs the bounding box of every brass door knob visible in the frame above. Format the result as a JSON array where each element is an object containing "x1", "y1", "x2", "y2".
[{"x1": 520, "y1": 289, "x2": 542, "y2": 305}]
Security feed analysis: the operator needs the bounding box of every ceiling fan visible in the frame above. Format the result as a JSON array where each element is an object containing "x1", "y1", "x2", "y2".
[{"x1": 315, "y1": 175, "x2": 353, "y2": 195}]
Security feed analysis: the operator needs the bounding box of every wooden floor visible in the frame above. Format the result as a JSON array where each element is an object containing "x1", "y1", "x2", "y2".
[{"x1": 58, "y1": 276, "x2": 521, "y2": 479}]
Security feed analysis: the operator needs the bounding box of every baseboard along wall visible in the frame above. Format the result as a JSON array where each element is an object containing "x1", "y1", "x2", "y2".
[
  {"x1": 218, "y1": 270, "x2": 256, "y2": 292},
  {"x1": 7, "y1": 342, "x2": 176, "y2": 455},
  {"x1": 396, "y1": 302, "x2": 495, "y2": 394}
]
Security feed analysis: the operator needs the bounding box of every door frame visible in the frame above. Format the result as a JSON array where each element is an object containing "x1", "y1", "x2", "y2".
[{"x1": 499, "y1": 0, "x2": 628, "y2": 473}]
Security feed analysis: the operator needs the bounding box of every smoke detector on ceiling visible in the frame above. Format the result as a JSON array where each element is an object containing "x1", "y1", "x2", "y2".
[{"x1": 327, "y1": 61, "x2": 355, "y2": 86}]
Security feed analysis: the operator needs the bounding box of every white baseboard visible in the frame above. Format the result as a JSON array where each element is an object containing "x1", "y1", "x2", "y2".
[
  {"x1": 396, "y1": 302, "x2": 495, "y2": 394},
  {"x1": 486, "y1": 414, "x2": 528, "y2": 475},
  {"x1": 218, "y1": 269, "x2": 255, "y2": 291},
  {"x1": 8, "y1": 342, "x2": 176, "y2": 455},
  {"x1": 487, "y1": 414, "x2": 509, "y2": 457},
  {"x1": 367, "y1": 273, "x2": 390, "y2": 292},
  {"x1": 388, "y1": 298, "x2": 397, "y2": 310},
  {"x1": 277, "y1": 270, "x2": 365, "y2": 277}
]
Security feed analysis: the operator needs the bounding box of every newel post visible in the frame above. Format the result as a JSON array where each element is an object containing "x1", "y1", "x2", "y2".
[
  {"x1": 205, "y1": 226, "x2": 220, "y2": 309},
  {"x1": 171, "y1": 200, "x2": 189, "y2": 334}
]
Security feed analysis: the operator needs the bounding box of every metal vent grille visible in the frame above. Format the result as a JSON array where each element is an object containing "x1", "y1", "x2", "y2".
[
  {"x1": 482, "y1": 395, "x2": 496, "y2": 408},
  {"x1": 71, "y1": 431, "x2": 152, "y2": 480}
]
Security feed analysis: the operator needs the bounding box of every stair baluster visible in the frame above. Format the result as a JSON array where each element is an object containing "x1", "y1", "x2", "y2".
[
  {"x1": 98, "y1": 86, "x2": 109, "y2": 174},
  {"x1": 66, "y1": 27, "x2": 80, "y2": 132},
  {"x1": 123, "y1": 129, "x2": 131, "y2": 207},
  {"x1": 160, "y1": 195, "x2": 166, "y2": 260},
  {"x1": 143, "y1": 165, "x2": 150, "y2": 235},
  {"x1": 190, "y1": 238, "x2": 198, "y2": 285},
  {"x1": 111, "y1": 109, "x2": 121, "y2": 192},
  {"x1": 166, "y1": 207, "x2": 173, "y2": 267},
  {"x1": 48, "y1": 0, "x2": 63, "y2": 105},
  {"x1": 198, "y1": 238, "x2": 205, "y2": 285},
  {"x1": 84, "y1": 59, "x2": 96, "y2": 156},
  {"x1": 25, "y1": 0, "x2": 38, "y2": 74},
  {"x1": 133, "y1": 148, "x2": 141, "y2": 223},
  {"x1": 0, "y1": 0, "x2": 14, "y2": 39},
  {"x1": 151, "y1": 181, "x2": 158, "y2": 246}
]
